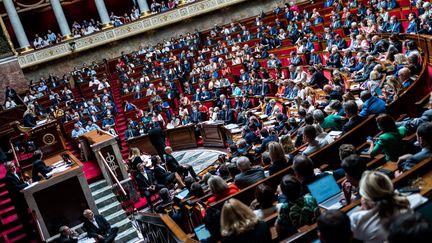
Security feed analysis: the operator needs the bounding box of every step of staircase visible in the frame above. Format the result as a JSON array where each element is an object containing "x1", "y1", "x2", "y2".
[
  {"x1": 95, "y1": 193, "x2": 118, "y2": 208},
  {"x1": 87, "y1": 180, "x2": 140, "y2": 242},
  {"x1": 89, "y1": 180, "x2": 109, "y2": 191},
  {"x1": 116, "y1": 227, "x2": 140, "y2": 242},
  {"x1": 91, "y1": 185, "x2": 113, "y2": 200},
  {"x1": 99, "y1": 201, "x2": 123, "y2": 217}
]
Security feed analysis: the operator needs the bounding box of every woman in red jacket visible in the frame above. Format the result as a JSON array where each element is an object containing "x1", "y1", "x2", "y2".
[{"x1": 206, "y1": 175, "x2": 239, "y2": 206}]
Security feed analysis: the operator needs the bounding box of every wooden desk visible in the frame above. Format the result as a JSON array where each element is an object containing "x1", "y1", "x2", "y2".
[
  {"x1": 165, "y1": 124, "x2": 197, "y2": 150},
  {"x1": 200, "y1": 121, "x2": 227, "y2": 147},
  {"x1": 22, "y1": 151, "x2": 97, "y2": 240},
  {"x1": 82, "y1": 129, "x2": 113, "y2": 144},
  {"x1": 126, "y1": 134, "x2": 158, "y2": 155}
]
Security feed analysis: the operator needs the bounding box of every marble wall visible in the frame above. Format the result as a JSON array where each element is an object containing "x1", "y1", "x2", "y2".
[
  {"x1": 23, "y1": 0, "x2": 279, "y2": 81},
  {"x1": 0, "y1": 57, "x2": 28, "y2": 102}
]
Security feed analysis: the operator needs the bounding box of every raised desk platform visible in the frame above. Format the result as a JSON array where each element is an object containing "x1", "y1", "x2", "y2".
[{"x1": 22, "y1": 151, "x2": 96, "y2": 240}]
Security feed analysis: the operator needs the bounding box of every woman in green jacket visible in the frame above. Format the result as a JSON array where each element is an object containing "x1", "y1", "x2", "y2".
[{"x1": 366, "y1": 114, "x2": 408, "y2": 161}]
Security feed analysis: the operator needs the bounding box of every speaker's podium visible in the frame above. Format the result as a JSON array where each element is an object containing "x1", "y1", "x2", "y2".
[
  {"x1": 200, "y1": 121, "x2": 227, "y2": 147},
  {"x1": 81, "y1": 129, "x2": 138, "y2": 200},
  {"x1": 22, "y1": 152, "x2": 97, "y2": 240}
]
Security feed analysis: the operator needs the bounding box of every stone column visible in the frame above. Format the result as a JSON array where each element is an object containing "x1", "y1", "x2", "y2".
[
  {"x1": 3, "y1": 0, "x2": 31, "y2": 50},
  {"x1": 137, "y1": 0, "x2": 150, "y2": 16},
  {"x1": 50, "y1": 0, "x2": 72, "y2": 38},
  {"x1": 95, "y1": 0, "x2": 111, "y2": 28}
]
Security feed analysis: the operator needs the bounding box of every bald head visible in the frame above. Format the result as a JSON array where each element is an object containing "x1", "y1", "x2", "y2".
[
  {"x1": 323, "y1": 85, "x2": 332, "y2": 94},
  {"x1": 398, "y1": 67, "x2": 411, "y2": 81},
  {"x1": 164, "y1": 146, "x2": 173, "y2": 154},
  {"x1": 83, "y1": 209, "x2": 94, "y2": 220}
]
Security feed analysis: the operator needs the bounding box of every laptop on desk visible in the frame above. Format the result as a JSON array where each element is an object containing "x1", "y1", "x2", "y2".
[
  {"x1": 194, "y1": 224, "x2": 211, "y2": 241},
  {"x1": 307, "y1": 174, "x2": 344, "y2": 210}
]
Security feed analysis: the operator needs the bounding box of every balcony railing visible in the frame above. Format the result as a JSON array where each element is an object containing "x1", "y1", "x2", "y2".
[{"x1": 17, "y1": 0, "x2": 246, "y2": 69}]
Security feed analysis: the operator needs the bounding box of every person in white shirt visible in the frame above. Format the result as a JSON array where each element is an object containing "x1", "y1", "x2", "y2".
[
  {"x1": 349, "y1": 171, "x2": 411, "y2": 243},
  {"x1": 89, "y1": 77, "x2": 101, "y2": 87},
  {"x1": 293, "y1": 66, "x2": 308, "y2": 84},
  {"x1": 33, "y1": 34, "x2": 43, "y2": 49},
  {"x1": 4, "y1": 97, "x2": 17, "y2": 109}
]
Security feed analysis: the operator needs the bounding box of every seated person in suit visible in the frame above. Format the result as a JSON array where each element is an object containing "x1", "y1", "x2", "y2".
[
  {"x1": 32, "y1": 150, "x2": 53, "y2": 182},
  {"x1": 154, "y1": 188, "x2": 173, "y2": 213},
  {"x1": 71, "y1": 123, "x2": 87, "y2": 139},
  {"x1": 302, "y1": 125, "x2": 329, "y2": 156},
  {"x1": 397, "y1": 122, "x2": 432, "y2": 173},
  {"x1": 82, "y1": 209, "x2": 118, "y2": 243},
  {"x1": 234, "y1": 156, "x2": 265, "y2": 189},
  {"x1": 58, "y1": 225, "x2": 79, "y2": 243},
  {"x1": 163, "y1": 146, "x2": 198, "y2": 180},
  {"x1": 219, "y1": 105, "x2": 235, "y2": 124},
  {"x1": 151, "y1": 155, "x2": 184, "y2": 188},
  {"x1": 342, "y1": 101, "x2": 365, "y2": 134},
  {"x1": 253, "y1": 128, "x2": 278, "y2": 153},
  {"x1": 136, "y1": 163, "x2": 165, "y2": 208}
]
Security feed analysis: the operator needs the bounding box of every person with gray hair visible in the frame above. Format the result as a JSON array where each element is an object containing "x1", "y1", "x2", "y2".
[
  {"x1": 207, "y1": 175, "x2": 240, "y2": 205},
  {"x1": 58, "y1": 225, "x2": 79, "y2": 243},
  {"x1": 313, "y1": 109, "x2": 343, "y2": 131},
  {"x1": 398, "y1": 67, "x2": 414, "y2": 88},
  {"x1": 82, "y1": 209, "x2": 118, "y2": 242},
  {"x1": 234, "y1": 156, "x2": 266, "y2": 189}
]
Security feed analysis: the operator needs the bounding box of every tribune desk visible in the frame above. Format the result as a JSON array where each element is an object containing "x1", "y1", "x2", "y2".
[
  {"x1": 200, "y1": 121, "x2": 227, "y2": 147},
  {"x1": 82, "y1": 130, "x2": 138, "y2": 201},
  {"x1": 81, "y1": 129, "x2": 128, "y2": 186},
  {"x1": 22, "y1": 151, "x2": 97, "y2": 240},
  {"x1": 165, "y1": 124, "x2": 197, "y2": 150}
]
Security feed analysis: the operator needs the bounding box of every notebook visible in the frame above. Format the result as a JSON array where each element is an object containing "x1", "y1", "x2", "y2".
[
  {"x1": 307, "y1": 174, "x2": 344, "y2": 210},
  {"x1": 194, "y1": 224, "x2": 211, "y2": 241}
]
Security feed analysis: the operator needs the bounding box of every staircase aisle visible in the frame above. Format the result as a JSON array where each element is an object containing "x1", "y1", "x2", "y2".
[
  {"x1": 110, "y1": 79, "x2": 130, "y2": 161},
  {"x1": 88, "y1": 180, "x2": 141, "y2": 242}
]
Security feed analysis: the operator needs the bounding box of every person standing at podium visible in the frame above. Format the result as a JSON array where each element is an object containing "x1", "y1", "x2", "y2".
[
  {"x1": 32, "y1": 150, "x2": 53, "y2": 182},
  {"x1": 148, "y1": 122, "x2": 166, "y2": 162},
  {"x1": 23, "y1": 104, "x2": 37, "y2": 127},
  {"x1": 4, "y1": 162, "x2": 34, "y2": 239}
]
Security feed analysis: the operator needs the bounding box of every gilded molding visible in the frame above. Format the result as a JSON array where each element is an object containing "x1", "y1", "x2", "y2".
[{"x1": 17, "y1": 0, "x2": 246, "y2": 68}]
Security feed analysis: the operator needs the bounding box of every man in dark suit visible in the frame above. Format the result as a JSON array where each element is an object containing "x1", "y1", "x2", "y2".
[
  {"x1": 219, "y1": 105, "x2": 235, "y2": 124},
  {"x1": 148, "y1": 122, "x2": 166, "y2": 162},
  {"x1": 32, "y1": 150, "x2": 53, "y2": 182},
  {"x1": 368, "y1": 36, "x2": 389, "y2": 56},
  {"x1": 216, "y1": 94, "x2": 231, "y2": 109},
  {"x1": 135, "y1": 163, "x2": 165, "y2": 208},
  {"x1": 253, "y1": 128, "x2": 278, "y2": 153},
  {"x1": 234, "y1": 156, "x2": 265, "y2": 189},
  {"x1": 58, "y1": 225, "x2": 79, "y2": 243},
  {"x1": 190, "y1": 106, "x2": 202, "y2": 124},
  {"x1": 4, "y1": 162, "x2": 34, "y2": 238},
  {"x1": 163, "y1": 146, "x2": 198, "y2": 180},
  {"x1": 342, "y1": 101, "x2": 365, "y2": 135},
  {"x1": 307, "y1": 66, "x2": 329, "y2": 89},
  {"x1": 82, "y1": 209, "x2": 118, "y2": 243}
]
